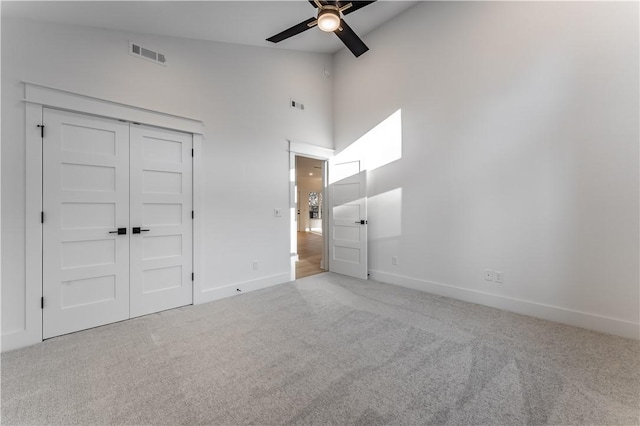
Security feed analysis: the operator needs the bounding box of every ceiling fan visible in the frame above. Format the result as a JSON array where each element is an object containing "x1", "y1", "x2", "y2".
[{"x1": 266, "y1": 0, "x2": 377, "y2": 58}]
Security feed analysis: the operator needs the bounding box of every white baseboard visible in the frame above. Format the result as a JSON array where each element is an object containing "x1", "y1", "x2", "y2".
[
  {"x1": 1, "y1": 328, "x2": 42, "y2": 353},
  {"x1": 369, "y1": 270, "x2": 640, "y2": 340},
  {"x1": 196, "y1": 272, "x2": 291, "y2": 304}
]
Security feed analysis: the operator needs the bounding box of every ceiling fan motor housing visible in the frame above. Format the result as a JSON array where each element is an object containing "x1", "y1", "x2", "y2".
[{"x1": 317, "y1": 6, "x2": 341, "y2": 32}]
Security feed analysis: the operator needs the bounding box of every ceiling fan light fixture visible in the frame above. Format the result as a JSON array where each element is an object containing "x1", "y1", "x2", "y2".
[
  {"x1": 266, "y1": 0, "x2": 375, "y2": 57},
  {"x1": 317, "y1": 8, "x2": 341, "y2": 32}
]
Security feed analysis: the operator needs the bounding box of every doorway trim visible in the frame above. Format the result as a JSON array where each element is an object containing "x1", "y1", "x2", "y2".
[
  {"x1": 288, "y1": 141, "x2": 334, "y2": 281},
  {"x1": 11, "y1": 82, "x2": 204, "y2": 352}
]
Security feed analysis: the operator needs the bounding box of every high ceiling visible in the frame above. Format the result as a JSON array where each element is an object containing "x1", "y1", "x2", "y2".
[{"x1": 1, "y1": 1, "x2": 419, "y2": 55}]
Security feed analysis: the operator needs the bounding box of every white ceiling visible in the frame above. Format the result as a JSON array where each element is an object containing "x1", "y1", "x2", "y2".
[
  {"x1": 296, "y1": 156, "x2": 324, "y2": 179},
  {"x1": 1, "y1": 1, "x2": 419, "y2": 54}
]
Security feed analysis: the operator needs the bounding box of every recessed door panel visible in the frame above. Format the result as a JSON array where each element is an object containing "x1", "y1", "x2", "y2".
[
  {"x1": 333, "y1": 246, "x2": 360, "y2": 264},
  {"x1": 61, "y1": 203, "x2": 116, "y2": 229},
  {"x1": 143, "y1": 170, "x2": 182, "y2": 194},
  {"x1": 61, "y1": 239, "x2": 116, "y2": 269},
  {"x1": 144, "y1": 203, "x2": 183, "y2": 225},
  {"x1": 334, "y1": 205, "x2": 360, "y2": 221},
  {"x1": 61, "y1": 163, "x2": 116, "y2": 192},
  {"x1": 143, "y1": 235, "x2": 182, "y2": 260},
  {"x1": 43, "y1": 108, "x2": 130, "y2": 339},
  {"x1": 61, "y1": 124, "x2": 116, "y2": 156},
  {"x1": 61, "y1": 275, "x2": 116, "y2": 309},
  {"x1": 143, "y1": 266, "x2": 183, "y2": 293},
  {"x1": 333, "y1": 225, "x2": 360, "y2": 243},
  {"x1": 143, "y1": 137, "x2": 183, "y2": 162}
]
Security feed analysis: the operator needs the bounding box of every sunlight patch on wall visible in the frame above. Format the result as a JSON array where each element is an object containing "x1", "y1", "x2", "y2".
[
  {"x1": 329, "y1": 161, "x2": 361, "y2": 184},
  {"x1": 330, "y1": 109, "x2": 402, "y2": 184},
  {"x1": 368, "y1": 187, "x2": 403, "y2": 240}
]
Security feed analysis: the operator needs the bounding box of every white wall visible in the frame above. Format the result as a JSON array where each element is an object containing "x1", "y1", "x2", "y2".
[
  {"x1": 333, "y1": 2, "x2": 639, "y2": 338},
  {"x1": 1, "y1": 18, "x2": 333, "y2": 348}
]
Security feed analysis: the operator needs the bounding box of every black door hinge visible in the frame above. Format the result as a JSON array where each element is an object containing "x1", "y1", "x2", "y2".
[
  {"x1": 37, "y1": 124, "x2": 44, "y2": 138},
  {"x1": 191, "y1": 210, "x2": 194, "y2": 219},
  {"x1": 41, "y1": 211, "x2": 44, "y2": 223},
  {"x1": 191, "y1": 148, "x2": 194, "y2": 157},
  {"x1": 191, "y1": 272, "x2": 194, "y2": 281},
  {"x1": 41, "y1": 297, "x2": 44, "y2": 309}
]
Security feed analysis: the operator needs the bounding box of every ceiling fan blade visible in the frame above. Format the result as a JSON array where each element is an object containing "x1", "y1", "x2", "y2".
[
  {"x1": 266, "y1": 17, "x2": 317, "y2": 43},
  {"x1": 339, "y1": 1, "x2": 377, "y2": 16},
  {"x1": 334, "y1": 19, "x2": 369, "y2": 57},
  {"x1": 308, "y1": 0, "x2": 335, "y2": 8}
]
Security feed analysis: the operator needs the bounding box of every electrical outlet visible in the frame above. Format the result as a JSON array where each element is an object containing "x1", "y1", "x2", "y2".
[
  {"x1": 274, "y1": 208, "x2": 282, "y2": 217},
  {"x1": 391, "y1": 256, "x2": 398, "y2": 266},
  {"x1": 494, "y1": 271, "x2": 504, "y2": 283},
  {"x1": 252, "y1": 260, "x2": 258, "y2": 270},
  {"x1": 484, "y1": 269, "x2": 494, "y2": 281}
]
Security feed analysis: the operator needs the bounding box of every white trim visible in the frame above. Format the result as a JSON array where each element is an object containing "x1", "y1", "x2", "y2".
[
  {"x1": 197, "y1": 273, "x2": 291, "y2": 304},
  {"x1": 289, "y1": 141, "x2": 334, "y2": 281},
  {"x1": 23, "y1": 81, "x2": 203, "y2": 135},
  {"x1": 8, "y1": 83, "x2": 205, "y2": 352},
  {"x1": 2, "y1": 102, "x2": 45, "y2": 352},
  {"x1": 289, "y1": 141, "x2": 334, "y2": 160},
  {"x1": 192, "y1": 134, "x2": 204, "y2": 304},
  {"x1": 369, "y1": 269, "x2": 640, "y2": 340}
]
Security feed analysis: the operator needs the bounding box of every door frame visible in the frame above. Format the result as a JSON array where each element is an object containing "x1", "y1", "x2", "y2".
[
  {"x1": 288, "y1": 141, "x2": 334, "y2": 281},
  {"x1": 15, "y1": 82, "x2": 204, "y2": 351}
]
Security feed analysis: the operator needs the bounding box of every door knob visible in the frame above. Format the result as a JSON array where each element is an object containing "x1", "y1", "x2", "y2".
[
  {"x1": 132, "y1": 227, "x2": 150, "y2": 234},
  {"x1": 354, "y1": 220, "x2": 367, "y2": 225},
  {"x1": 109, "y1": 228, "x2": 127, "y2": 235}
]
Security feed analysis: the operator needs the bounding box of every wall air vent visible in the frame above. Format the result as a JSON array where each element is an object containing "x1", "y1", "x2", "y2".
[{"x1": 129, "y1": 41, "x2": 166, "y2": 66}]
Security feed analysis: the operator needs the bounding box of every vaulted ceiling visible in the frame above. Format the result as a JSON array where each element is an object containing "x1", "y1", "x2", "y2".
[{"x1": 2, "y1": 1, "x2": 419, "y2": 54}]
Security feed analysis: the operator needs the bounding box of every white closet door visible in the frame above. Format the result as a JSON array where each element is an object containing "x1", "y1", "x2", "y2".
[
  {"x1": 43, "y1": 108, "x2": 130, "y2": 339},
  {"x1": 129, "y1": 124, "x2": 193, "y2": 318}
]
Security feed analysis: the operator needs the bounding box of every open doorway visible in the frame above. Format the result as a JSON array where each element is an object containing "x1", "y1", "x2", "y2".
[{"x1": 295, "y1": 155, "x2": 326, "y2": 278}]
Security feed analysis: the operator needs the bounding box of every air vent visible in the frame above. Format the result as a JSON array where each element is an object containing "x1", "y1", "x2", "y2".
[{"x1": 129, "y1": 41, "x2": 167, "y2": 66}]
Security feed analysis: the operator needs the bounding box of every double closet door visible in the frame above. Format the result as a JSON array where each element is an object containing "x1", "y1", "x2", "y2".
[{"x1": 42, "y1": 108, "x2": 193, "y2": 339}]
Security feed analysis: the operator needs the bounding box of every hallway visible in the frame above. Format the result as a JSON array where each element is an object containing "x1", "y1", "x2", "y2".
[{"x1": 295, "y1": 232, "x2": 324, "y2": 279}]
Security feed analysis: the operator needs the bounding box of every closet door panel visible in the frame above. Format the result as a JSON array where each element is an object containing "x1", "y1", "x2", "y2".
[
  {"x1": 129, "y1": 124, "x2": 193, "y2": 318},
  {"x1": 42, "y1": 108, "x2": 130, "y2": 339}
]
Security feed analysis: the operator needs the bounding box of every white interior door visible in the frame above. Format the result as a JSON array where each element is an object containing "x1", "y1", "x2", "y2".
[
  {"x1": 329, "y1": 169, "x2": 367, "y2": 279},
  {"x1": 129, "y1": 124, "x2": 193, "y2": 318},
  {"x1": 43, "y1": 108, "x2": 130, "y2": 339}
]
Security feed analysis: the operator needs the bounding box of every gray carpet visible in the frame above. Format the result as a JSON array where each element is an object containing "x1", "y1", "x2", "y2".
[{"x1": 1, "y1": 272, "x2": 639, "y2": 425}]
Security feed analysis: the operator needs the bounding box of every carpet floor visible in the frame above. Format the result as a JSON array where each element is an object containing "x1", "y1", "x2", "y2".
[{"x1": 1, "y1": 273, "x2": 639, "y2": 425}]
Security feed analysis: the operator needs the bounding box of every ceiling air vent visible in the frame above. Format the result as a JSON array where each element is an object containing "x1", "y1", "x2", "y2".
[{"x1": 129, "y1": 41, "x2": 166, "y2": 66}]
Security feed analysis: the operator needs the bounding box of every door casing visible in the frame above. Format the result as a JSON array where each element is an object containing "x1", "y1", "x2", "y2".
[{"x1": 288, "y1": 141, "x2": 334, "y2": 281}]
